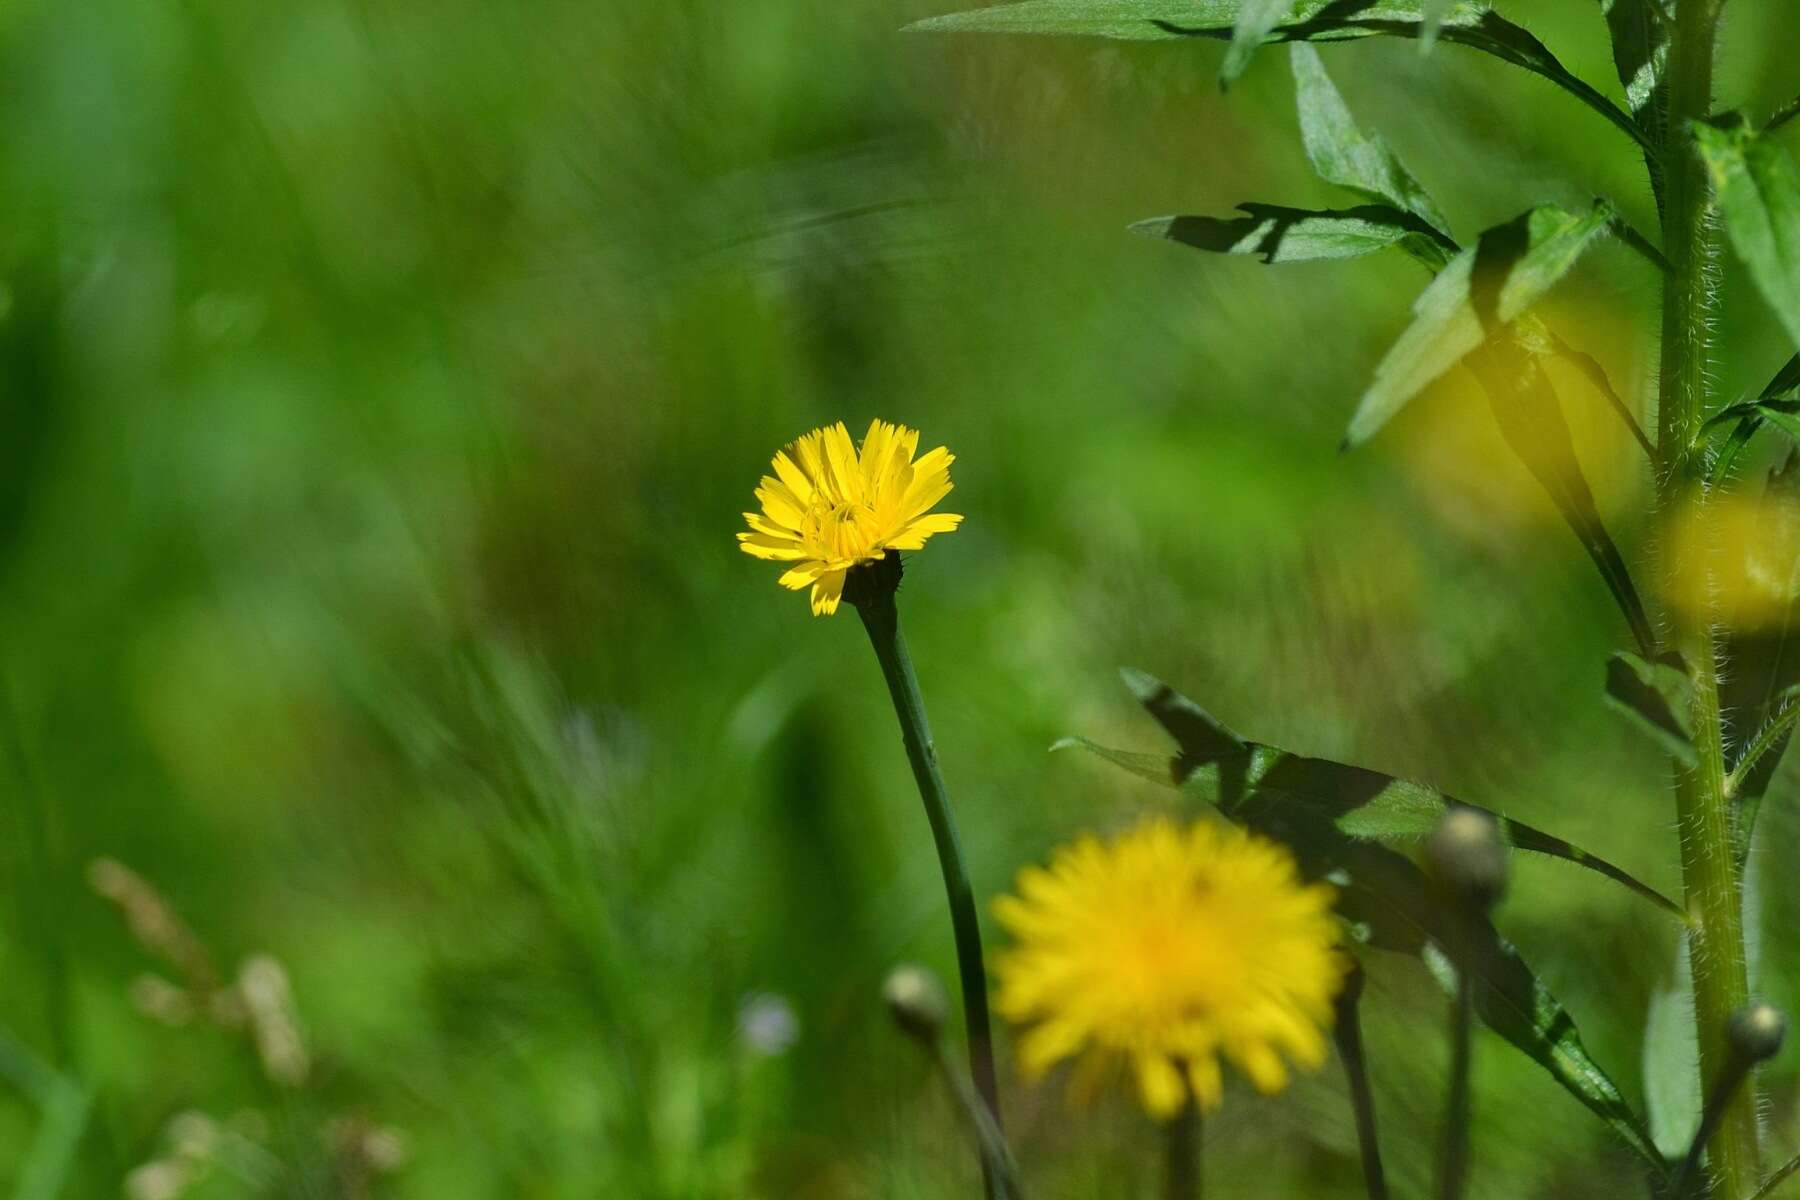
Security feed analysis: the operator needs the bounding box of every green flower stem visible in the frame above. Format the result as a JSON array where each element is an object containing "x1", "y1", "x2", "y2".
[
  {"x1": 852, "y1": 572, "x2": 1003, "y2": 1195},
  {"x1": 1658, "y1": 1, "x2": 1759, "y2": 1194},
  {"x1": 1438, "y1": 917, "x2": 1475, "y2": 1200},
  {"x1": 1165, "y1": 1096, "x2": 1201, "y2": 1200},
  {"x1": 932, "y1": 1041, "x2": 1025, "y2": 1199},
  {"x1": 1332, "y1": 965, "x2": 1389, "y2": 1200}
]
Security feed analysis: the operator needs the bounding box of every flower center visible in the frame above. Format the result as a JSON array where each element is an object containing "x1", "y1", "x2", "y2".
[{"x1": 809, "y1": 498, "x2": 882, "y2": 561}]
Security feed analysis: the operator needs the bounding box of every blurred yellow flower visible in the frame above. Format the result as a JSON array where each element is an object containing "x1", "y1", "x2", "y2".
[
  {"x1": 1662, "y1": 491, "x2": 1800, "y2": 629},
  {"x1": 737, "y1": 419, "x2": 963, "y2": 616},
  {"x1": 994, "y1": 817, "x2": 1345, "y2": 1120}
]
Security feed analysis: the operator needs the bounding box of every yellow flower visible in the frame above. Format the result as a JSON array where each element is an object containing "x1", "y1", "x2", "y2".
[
  {"x1": 737, "y1": 419, "x2": 963, "y2": 616},
  {"x1": 994, "y1": 817, "x2": 1345, "y2": 1120}
]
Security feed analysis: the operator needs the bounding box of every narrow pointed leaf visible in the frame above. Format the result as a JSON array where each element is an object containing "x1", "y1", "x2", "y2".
[
  {"x1": 1467, "y1": 329, "x2": 1656, "y2": 654},
  {"x1": 1345, "y1": 203, "x2": 1613, "y2": 447},
  {"x1": 1133, "y1": 204, "x2": 1451, "y2": 265},
  {"x1": 1705, "y1": 397, "x2": 1800, "y2": 444},
  {"x1": 909, "y1": 2, "x2": 1648, "y2": 153},
  {"x1": 1598, "y1": 0, "x2": 1669, "y2": 205},
  {"x1": 1066, "y1": 672, "x2": 1670, "y2": 1167},
  {"x1": 1696, "y1": 121, "x2": 1800, "y2": 355},
  {"x1": 907, "y1": 0, "x2": 1472, "y2": 42},
  {"x1": 1546, "y1": 330, "x2": 1656, "y2": 460},
  {"x1": 1598, "y1": 0, "x2": 1667, "y2": 144},
  {"x1": 1290, "y1": 44, "x2": 1451, "y2": 236},
  {"x1": 1074, "y1": 675, "x2": 1682, "y2": 915},
  {"x1": 1605, "y1": 650, "x2": 1697, "y2": 766},
  {"x1": 1224, "y1": 0, "x2": 1298, "y2": 84},
  {"x1": 1708, "y1": 356, "x2": 1800, "y2": 482}
]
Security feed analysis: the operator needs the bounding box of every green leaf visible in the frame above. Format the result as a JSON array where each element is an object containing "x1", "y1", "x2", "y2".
[
  {"x1": 1075, "y1": 671, "x2": 1670, "y2": 1168},
  {"x1": 1132, "y1": 204, "x2": 1451, "y2": 265},
  {"x1": 1093, "y1": 670, "x2": 1682, "y2": 913},
  {"x1": 908, "y1": 2, "x2": 1649, "y2": 153},
  {"x1": 1224, "y1": 0, "x2": 1298, "y2": 84},
  {"x1": 1467, "y1": 329, "x2": 1656, "y2": 655},
  {"x1": 1708, "y1": 355, "x2": 1800, "y2": 483},
  {"x1": 1598, "y1": 0, "x2": 1668, "y2": 146},
  {"x1": 1642, "y1": 940, "x2": 1700, "y2": 1160},
  {"x1": 1697, "y1": 121, "x2": 1800, "y2": 355},
  {"x1": 1545, "y1": 329, "x2": 1656, "y2": 460},
  {"x1": 1604, "y1": 650, "x2": 1697, "y2": 766},
  {"x1": 1289, "y1": 44, "x2": 1452, "y2": 238},
  {"x1": 1705, "y1": 397, "x2": 1800, "y2": 444},
  {"x1": 1345, "y1": 203, "x2": 1613, "y2": 447},
  {"x1": 907, "y1": 0, "x2": 1463, "y2": 42}
]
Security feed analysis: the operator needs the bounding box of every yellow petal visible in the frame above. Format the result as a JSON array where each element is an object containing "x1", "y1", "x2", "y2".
[
  {"x1": 738, "y1": 533, "x2": 809, "y2": 561},
  {"x1": 744, "y1": 511, "x2": 801, "y2": 541},
  {"x1": 1134, "y1": 1053, "x2": 1187, "y2": 1120},
  {"x1": 755, "y1": 478, "x2": 807, "y2": 529},
  {"x1": 887, "y1": 511, "x2": 963, "y2": 551},
  {"x1": 771, "y1": 451, "x2": 813, "y2": 503},
  {"x1": 822, "y1": 422, "x2": 861, "y2": 501},
  {"x1": 1186, "y1": 1056, "x2": 1224, "y2": 1114},
  {"x1": 1236, "y1": 1043, "x2": 1289, "y2": 1095},
  {"x1": 809, "y1": 570, "x2": 846, "y2": 616},
  {"x1": 778, "y1": 564, "x2": 826, "y2": 590}
]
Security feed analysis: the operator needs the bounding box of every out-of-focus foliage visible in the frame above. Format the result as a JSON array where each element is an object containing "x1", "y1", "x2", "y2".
[{"x1": 3, "y1": 0, "x2": 1800, "y2": 1197}]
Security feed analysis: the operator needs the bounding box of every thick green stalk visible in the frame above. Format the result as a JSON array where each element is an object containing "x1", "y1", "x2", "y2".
[
  {"x1": 1657, "y1": 1, "x2": 1758, "y2": 1193},
  {"x1": 854, "y1": 582, "x2": 1003, "y2": 1197}
]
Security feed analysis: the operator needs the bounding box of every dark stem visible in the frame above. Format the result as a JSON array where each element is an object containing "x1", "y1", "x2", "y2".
[
  {"x1": 1166, "y1": 1094, "x2": 1201, "y2": 1200},
  {"x1": 1438, "y1": 916, "x2": 1475, "y2": 1200},
  {"x1": 853, "y1": 577, "x2": 1003, "y2": 1199},
  {"x1": 1674, "y1": 1057, "x2": 1754, "y2": 1198},
  {"x1": 1333, "y1": 965, "x2": 1389, "y2": 1200}
]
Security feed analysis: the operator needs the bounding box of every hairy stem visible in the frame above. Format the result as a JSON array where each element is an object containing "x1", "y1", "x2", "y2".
[
  {"x1": 1657, "y1": 1, "x2": 1758, "y2": 1193},
  {"x1": 855, "y1": 590, "x2": 1003, "y2": 1199}
]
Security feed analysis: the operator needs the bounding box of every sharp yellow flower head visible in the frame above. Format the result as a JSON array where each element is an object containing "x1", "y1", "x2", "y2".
[
  {"x1": 737, "y1": 419, "x2": 963, "y2": 616},
  {"x1": 994, "y1": 817, "x2": 1346, "y2": 1120}
]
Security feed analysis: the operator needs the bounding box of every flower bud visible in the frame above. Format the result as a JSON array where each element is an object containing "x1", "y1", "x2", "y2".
[
  {"x1": 1730, "y1": 1002, "x2": 1787, "y2": 1064},
  {"x1": 1426, "y1": 807, "x2": 1509, "y2": 911},
  {"x1": 883, "y1": 964, "x2": 949, "y2": 1044}
]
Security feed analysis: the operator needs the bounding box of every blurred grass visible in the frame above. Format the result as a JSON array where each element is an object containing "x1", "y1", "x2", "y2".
[{"x1": 3, "y1": 0, "x2": 1800, "y2": 1196}]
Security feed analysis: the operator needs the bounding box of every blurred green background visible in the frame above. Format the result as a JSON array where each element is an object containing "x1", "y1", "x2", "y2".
[{"x1": 4, "y1": 1, "x2": 1800, "y2": 1195}]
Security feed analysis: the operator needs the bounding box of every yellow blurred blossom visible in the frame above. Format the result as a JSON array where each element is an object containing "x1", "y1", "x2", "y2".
[{"x1": 993, "y1": 816, "x2": 1346, "y2": 1120}]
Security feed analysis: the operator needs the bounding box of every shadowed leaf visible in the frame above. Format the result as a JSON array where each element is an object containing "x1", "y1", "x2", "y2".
[
  {"x1": 1061, "y1": 671, "x2": 1671, "y2": 1168},
  {"x1": 1697, "y1": 121, "x2": 1800, "y2": 355},
  {"x1": 1605, "y1": 651, "x2": 1696, "y2": 766},
  {"x1": 1225, "y1": 0, "x2": 1299, "y2": 84},
  {"x1": 1345, "y1": 203, "x2": 1613, "y2": 447},
  {"x1": 908, "y1": 2, "x2": 1647, "y2": 152},
  {"x1": 1132, "y1": 204, "x2": 1451, "y2": 264},
  {"x1": 1467, "y1": 329, "x2": 1657, "y2": 654},
  {"x1": 1598, "y1": 0, "x2": 1669, "y2": 205},
  {"x1": 1707, "y1": 356, "x2": 1800, "y2": 483},
  {"x1": 1290, "y1": 44, "x2": 1452, "y2": 239}
]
